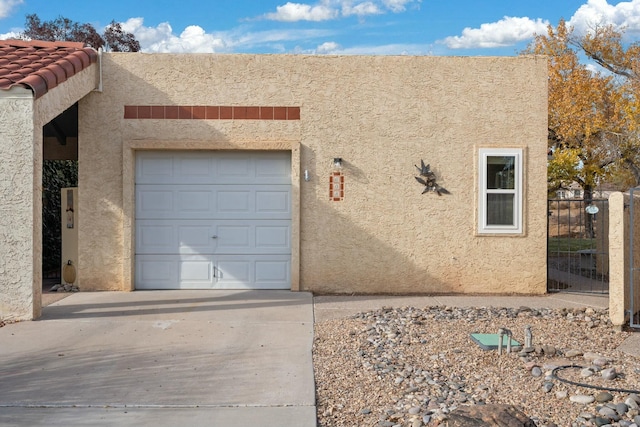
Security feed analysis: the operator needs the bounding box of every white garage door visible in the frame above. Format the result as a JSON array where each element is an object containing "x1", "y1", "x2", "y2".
[{"x1": 135, "y1": 151, "x2": 291, "y2": 289}]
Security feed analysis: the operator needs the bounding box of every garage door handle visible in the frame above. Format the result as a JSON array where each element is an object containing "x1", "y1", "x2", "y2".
[{"x1": 211, "y1": 235, "x2": 218, "y2": 239}]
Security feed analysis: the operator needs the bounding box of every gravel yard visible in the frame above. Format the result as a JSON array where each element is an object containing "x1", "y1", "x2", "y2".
[{"x1": 313, "y1": 306, "x2": 640, "y2": 427}]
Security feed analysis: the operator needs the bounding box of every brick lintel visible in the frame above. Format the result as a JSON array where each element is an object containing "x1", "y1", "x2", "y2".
[{"x1": 124, "y1": 105, "x2": 300, "y2": 120}]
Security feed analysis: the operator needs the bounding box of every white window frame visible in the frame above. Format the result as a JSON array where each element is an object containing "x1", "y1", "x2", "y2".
[{"x1": 478, "y1": 147, "x2": 523, "y2": 235}]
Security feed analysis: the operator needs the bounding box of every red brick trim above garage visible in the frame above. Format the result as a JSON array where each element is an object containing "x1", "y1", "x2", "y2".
[{"x1": 124, "y1": 105, "x2": 300, "y2": 120}]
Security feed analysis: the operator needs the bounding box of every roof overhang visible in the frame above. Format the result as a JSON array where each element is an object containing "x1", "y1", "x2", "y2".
[{"x1": 0, "y1": 39, "x2": 98, "y2": 99}]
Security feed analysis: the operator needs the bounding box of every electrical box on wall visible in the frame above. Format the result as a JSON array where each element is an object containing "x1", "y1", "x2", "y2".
[{"x1": 61, "y1": 187, "x2": 78, "y2": 284}]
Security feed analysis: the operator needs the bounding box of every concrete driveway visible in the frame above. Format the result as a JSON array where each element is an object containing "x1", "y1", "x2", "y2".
[{"x1": 0, "y1": 290, "x2": 316, "y2": 427}]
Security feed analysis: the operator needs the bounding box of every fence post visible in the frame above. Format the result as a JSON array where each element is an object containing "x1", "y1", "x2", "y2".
[{"x1": 608, "y1": 192, "x2": 626, "y2": 330}]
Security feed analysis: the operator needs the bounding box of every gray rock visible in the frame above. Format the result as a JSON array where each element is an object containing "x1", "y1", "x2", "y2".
[
  {"x1": 541, "y1": 345, "x2": 556, "y2": 356},
  {"x1": 581, "y1": 368, "x2": 595, "y2": 378},
  {"x1": 542, "y1": 382, "x2": 553, "y2": 393},
  {"x1": 601, "y1": 368, "x2": 617, "y2": 380},
  {"x1": 531, "y1": 367, "x2": 542, "y2": 377},
  {"x1": 564, "y1": 349, "x2": 583, "y2": 358},
  {"x1": 584, "y1": 352, "x2": 607, "y2": 362},
  {"x1": 598, "y1": 406, "x2": 617, "y2": 418},
  {"x1": 441, "y1": 404, "x2": 535, "y2": 427},
  {"x1": 593, "y1": 358, "x2": 609, "y2": 367},
  {"x1": 593, "y1": 417, "x2": 611, "y2": 427},
  {"x1": 579, "y1": 411, "x2": 594, "y2": 419},
  {"x1": 626, "y1": 397, "x2": 640, "y2": 410},
  {"x1": 570, "y1": 394, "x2": 595, "y2": 404},
  {"x1": 595, "y1": 392, "x2": 614, "y2": 403},
  {"x1": 616, "y1": 402, "x2": 629, "y2": 415}
]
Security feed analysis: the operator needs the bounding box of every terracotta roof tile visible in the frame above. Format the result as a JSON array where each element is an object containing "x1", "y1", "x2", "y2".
[{"x1": 0, "y1": 39, "x2": 97, "y2": 99}]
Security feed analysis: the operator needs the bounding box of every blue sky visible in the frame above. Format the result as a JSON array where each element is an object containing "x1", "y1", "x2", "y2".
[{"x1": 0, "y1": 0, "x2": 639, "y2": 55}]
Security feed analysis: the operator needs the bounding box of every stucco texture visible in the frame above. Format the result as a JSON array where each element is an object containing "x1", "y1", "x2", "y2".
[
  {"x1": 79, "y1": 54, "x2": 548, "y2": 294},
  {"x1": 0, "y1": 95, "x2": 36, "y2": 320},
  {"x1": 0, "y1": 64, "x2": 97, "y2": 321}
]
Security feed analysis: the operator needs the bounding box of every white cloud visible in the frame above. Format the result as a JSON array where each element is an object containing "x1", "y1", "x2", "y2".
[
  {"x1": 121, "y1": 17, "x2": 337, "y2": 53},
  {"x1": 121, "y1": 18, "x2": 226, "y2": 53},
  {"x1": 342, "y1": 2, "x2": 382, "y2": 18},
  {"x1": 0, "y1": 30, "x2": 19, "y2": 39},
  {"x1": 264, "y1": 0, "x2": 420, "y2": 22},
  {"x1": 308, "y1": 41, "x2": 430, "y2": 55},
  {"x1": 0, "y1": 0, "x2": 22, "y2": 20},
  {"x1": 569, "y1": 0, "x2": 640, "y2": 35},
  {"x1": 382, "y1": 0, "x2": 417, "y2": 13},
  {"x1": 265, "y1": 2, "x2": 338, "y2": 22},
  {"x1": 441, "y1": 16, "x2": 549, "y2": 49},
  {"x1": 316, "y1": 41, "x2": 341, "y2": 53}
]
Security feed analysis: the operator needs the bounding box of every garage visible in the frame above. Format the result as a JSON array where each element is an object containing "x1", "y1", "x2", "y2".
[{"x1": 135, "y1": 151, "x2": 292, "y2": 289}]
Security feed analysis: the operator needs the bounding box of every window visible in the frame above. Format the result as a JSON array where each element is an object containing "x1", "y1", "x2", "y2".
[{"x1": 478, "y1": 148, "x2": 523, "y2": 234}]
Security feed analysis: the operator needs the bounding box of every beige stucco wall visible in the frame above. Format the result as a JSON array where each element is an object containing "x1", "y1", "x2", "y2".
[
  {"x1": 608, "y1": 192, "x2": 627, "y2": 328},
  {"x1": 632, "y1": 192, "x2": 640, "y2": 324},
  {"x1": 0, "y1": 90, "x2": 37, "y2": 321},
  {"x1": 0, "y1": 64, "x2": 97, "y2": 321},
  {"x1": 609, "y1": 190, "x2": 640, "y2": 329},
  {"x1": 79, "y1": 54, "x2": 548, "y2": 294}
]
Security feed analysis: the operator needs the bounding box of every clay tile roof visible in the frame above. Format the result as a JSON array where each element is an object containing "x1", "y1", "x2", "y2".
[{"x1": 0, "y1": 39, "x2": 97, "y2": 99}]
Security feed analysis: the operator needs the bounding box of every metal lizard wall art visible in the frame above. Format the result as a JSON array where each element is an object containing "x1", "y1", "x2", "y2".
[{"x1": 415, "y1": 160, "x2": 450, "y2": 196}]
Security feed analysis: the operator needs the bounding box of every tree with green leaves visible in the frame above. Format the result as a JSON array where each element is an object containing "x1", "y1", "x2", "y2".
[{"x1": 21, "y1": 14, "x2": 140, "y2": 52}]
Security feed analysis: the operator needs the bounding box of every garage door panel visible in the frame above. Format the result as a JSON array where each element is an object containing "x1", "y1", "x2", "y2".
[
  {"x1": 217, "y1": 190, "x2": 251, "y2": 214},
  {"x1": 135, "y1": 151, "x2": 291, "y2": 290},
  {"x1": 136, "y1": 257, "x2": 179, "y2": 289},
  {"x1": 136, "y1": 185, "x2": 291, "y2": 220},
  {"x1": 180, "y1": 259, "x2": 214, "y2": 283},
  {"x1": 137, "y1": 224, "x2": 176, "y2": 253},
  {"x1": 178, "y1": 190, "x2": 213, "y2": 213},
  {"x1": 136, "y1": 152, "x2": 290, "y2": 185},
  {"x1": 256, "y1": 190, "x2": 290, "y2": 214},
  {"x1": 178, "y1": 157, "x2": 213, "y2": 179},
  {"x1": 137, "y1": 255, "x2": 290, "y2": 289},
  {"x1": 137, "y1": 255, "x2": 216, "y2": 289},
  {"x1": 256, "y1": 156, "x2": 290, "y2": 178},
  {"x1": 179, "y1": 225, "x2": 215, "y2": 251},
  {"x1": 215, "y1": 255, "x2": 290, "y2": 290},
  {"x1": 137, "y1": 156, "x2": 174, "y2": 182},
  {"x1": 255, "y1": 260, "x2": 290, "y2": 288},
  {"x1": 217, "y1": 225, "x2": 250, "y2": 250},
  {"x1": 137, "y1": 220, "x2": 290, "y2": 255},
  {"x1": 138, "y1": 190, "x2": 174, "y2": 214},
  {"x1": 256, "y1": 225, "x2": 290, "y2": 249}
]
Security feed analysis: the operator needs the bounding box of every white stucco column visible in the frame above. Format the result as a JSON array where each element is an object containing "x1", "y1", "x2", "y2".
[{"x1": 0, "y1": 88, "x2": 41, "y2": 321}]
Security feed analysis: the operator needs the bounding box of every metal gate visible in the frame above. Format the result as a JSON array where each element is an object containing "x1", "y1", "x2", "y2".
[
  {"x1": 629, "y1": 188, "x2": 640, "y2": 328},
  {"x1": 547, "y1": 198, "x2": 609, "y2": 293}
]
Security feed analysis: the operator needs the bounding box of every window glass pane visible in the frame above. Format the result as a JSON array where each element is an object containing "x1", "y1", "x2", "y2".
[
  {"x1": 486, "y1": 193, "x2": 514, "y2": 225},
  {"x1": 486, "y1": 156, "x2": 515, "y2": 189}
]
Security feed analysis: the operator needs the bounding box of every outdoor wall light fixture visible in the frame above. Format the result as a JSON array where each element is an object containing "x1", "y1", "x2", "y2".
[{"x1": 333, "y1": 157, "x2": 343, "y2": 169}]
